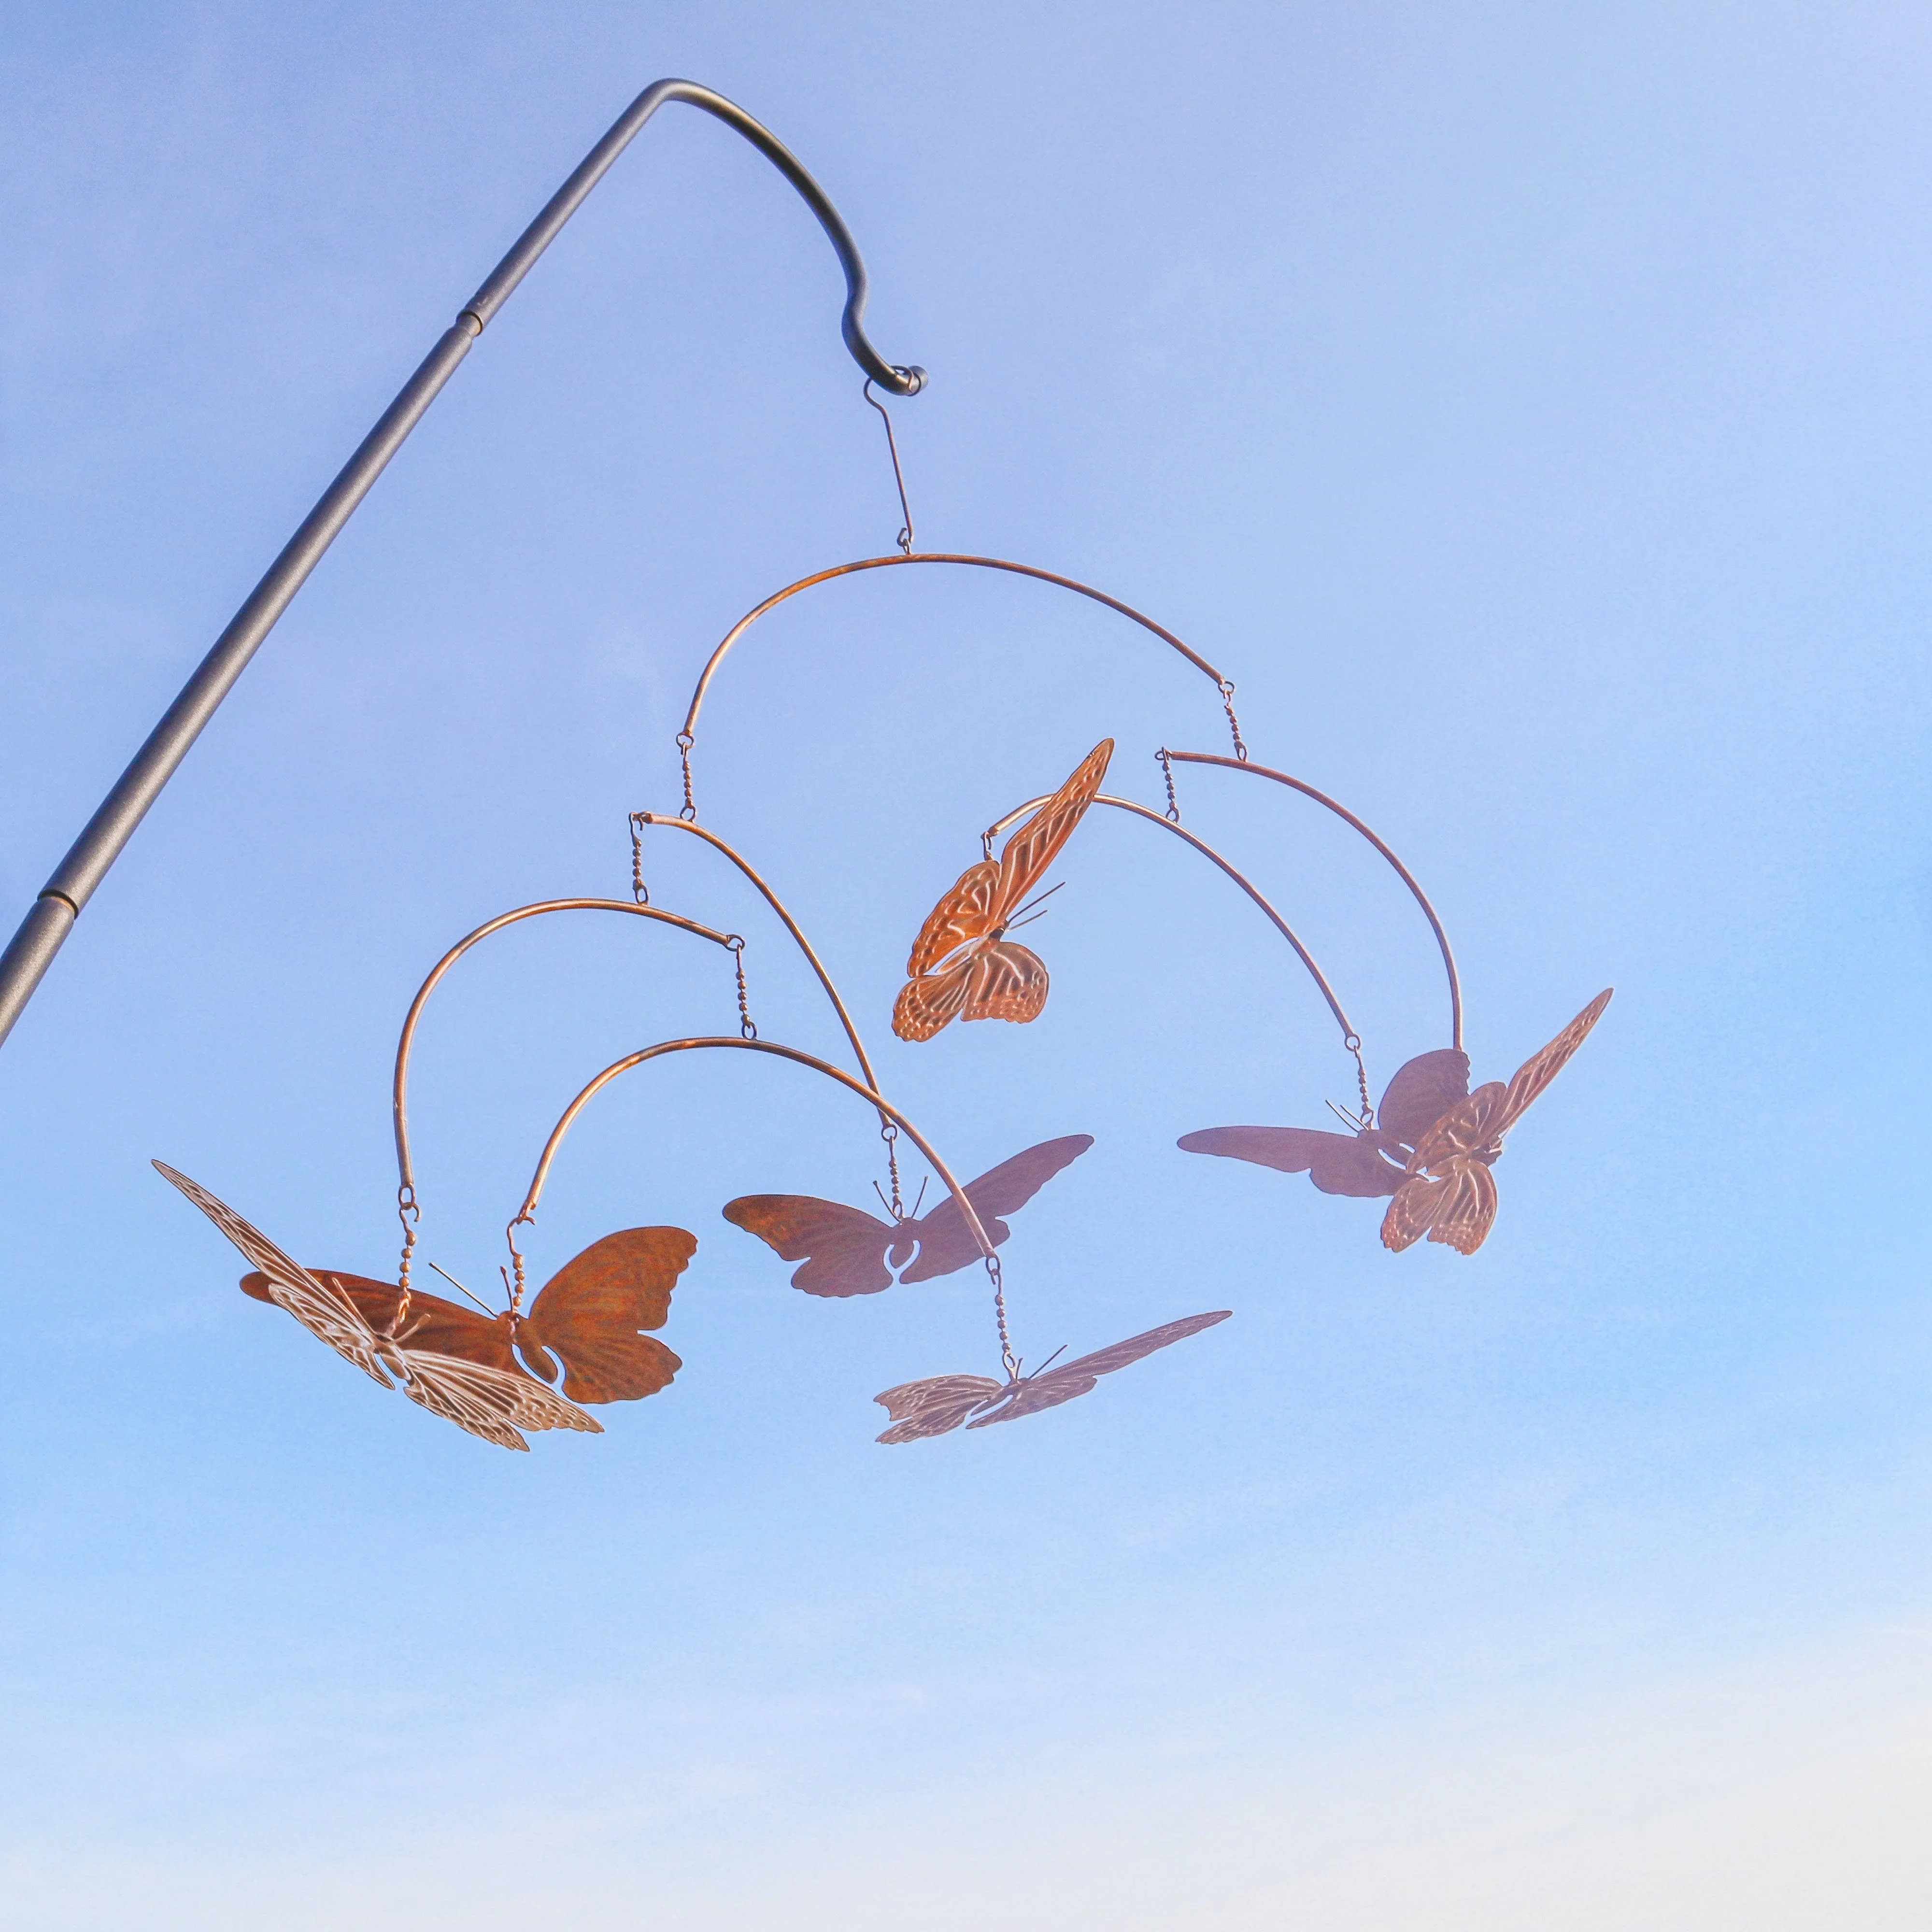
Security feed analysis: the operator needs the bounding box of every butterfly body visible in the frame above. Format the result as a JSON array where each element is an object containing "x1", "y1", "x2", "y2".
[
  {"x1": 724, "y1": 1135, "x2": 1092, "y2": 1297},
  {"x1": 873, "y1": 1310, "x2": 1232, "y2": 1444},
  {"x1": 893, "y1": 740, "x2": 1112, "y2": 1042},
  {"x1": 1181, "y1": 991, "x2": 1612, "y2": 1256}
]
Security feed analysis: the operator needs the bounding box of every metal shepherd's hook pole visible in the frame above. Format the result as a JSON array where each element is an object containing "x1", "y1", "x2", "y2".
[{"x1": 0, "y1": 78, "x2": 925, "y2": 1053}]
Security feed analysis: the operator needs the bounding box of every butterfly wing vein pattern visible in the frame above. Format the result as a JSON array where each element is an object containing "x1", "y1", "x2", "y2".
[
  {"x1": 874, "y1": 1310, "x2": 1231, "y2": 1443},
  {"x1": 894, "y1": 739, "x2": 1112, "y2": 1040},
  {"x1": 156, "y1": 1164, "x2": 709, "y2": 1447}
]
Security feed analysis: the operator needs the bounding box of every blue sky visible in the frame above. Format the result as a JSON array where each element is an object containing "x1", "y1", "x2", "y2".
[{"x1": 2, "y1": 3, "x2": 1930, "y2": 1925}]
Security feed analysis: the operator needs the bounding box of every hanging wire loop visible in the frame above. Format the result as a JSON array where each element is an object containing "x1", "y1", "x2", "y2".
[{"x1": 863, "y1": 379, "x2": 916, "y2": 554}]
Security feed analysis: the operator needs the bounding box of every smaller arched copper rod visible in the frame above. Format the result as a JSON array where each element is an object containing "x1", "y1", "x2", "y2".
[
  {"x1": 983, "y1": 792, "x2": 1362, "y2": 1050},
  {"x1": 679, "y1": 553, "x2": 1233, "y2": 746},
  {"x1": 632, "y1": 813, "x2": 879, "y2": 1093},
  {"x1": 513, "y1": 1035, "x2": 995, "y2": 1259},
  {"x1": 1165, "y1": 751, "x2": 1463, "y2": 1051},
  {"x1": 393, "y1": 899, "x2": 735, "y2": 1195}
]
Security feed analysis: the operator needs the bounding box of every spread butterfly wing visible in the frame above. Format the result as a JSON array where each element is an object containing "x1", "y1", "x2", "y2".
[
  {"x1": 242, "y1": 1267, "x2": 522, "y2": 1374},
  {"x1": 520, "y1": 1226, "x2": 697, "y2": 1402},
  {"x1": 891, "y1": 955, "x2": 978, "y2": 1043},
  {"x1": 967, "y1": 1310, "x2": 1232, "y2": 1429},
  {"x1": 1496, "y1": 988, "x2": 1613, "y2": 1133},
  {"x1": 155, "y1": 1161, "x2": 391, "y2": 1386},
  {"x1": 1381, "y1": 1162, "x2": 1499, "y2": 1254},
  {"x1": 898, "y1": 1134, "x2": 1095, "y2": 1283},
  {"x1": 723, "y1": 1195, "x2": 902, "y2": 1297},
  {"x1": 959, "y1": 941, "x2": 1050, "y2": 1025},
  {"x1": 1177, "y1": 1124, "x2": 1403, "y2": 1198},
  {"x1": 873, "y1": 1373, "x2": 1007, "y2": 1444},
  {"x1": 397, "y1": 1347, "x2": 601, "y2": 1450},
  {"x1": 906, "y1": 858, "x2": 1003, "y2": 978},
  {"x1": 1375, "y1": 1049, "x2": 1473, "y2": 1151},
  {"x1": 989, "y1": 738, "x2": 1114, "y2": 920}
]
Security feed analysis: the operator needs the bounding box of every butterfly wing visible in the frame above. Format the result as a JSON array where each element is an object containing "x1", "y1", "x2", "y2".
[
  {"x1": 906, "y1": 859, "x2": 1003, "y2": 977},
  {"x1": 873, "y1": 1373, "x2": 1007, "y2": 1444},
  {"x1": 155, "y1": 1161, "x2": 391, "y2": 1386},
  {"x1": 519, "y1": 1227, "x2": 697, "y2": 1402},
  {"x1": 990, "y1": 739, "x2": 1114, "y2": 920},
  {"x1": 1380, "y1": 1171, "x2": 1449, "y2": 1251},
  {"x1": 723, "y1": 1194, "x2": 899, "y2": 1297},
  {"x1": 1375, "y1": 1050, "x2": 1473, "y2": 1151},
  {"x1": 960, "y1": 940, "x2": 1050, "y2": 1026},
  {"x1": 897, "y1": 1134, "x2": 1095, "y2": 1284},
  {"x1": 397, "y1": 1347, "x2": 602, "y2": 1451},
  {"x1": 892, "y1": 952, "x2": 978, "y2": 1042},
  {"x1": 1428, "y1": 1161, "x2": 1499, "y2": 1254},
  {"x1": 966, "y1": 1309, "x2": 1233, "y2": 1428},
  {"x1": 1495, "y1": 988, "x2": 1614, "y2": 1134},
  {"x1": 1177, "y1": 1124, "x2": 1404, "y2": 1198},
  {"x1": 242, "y1": 1269, "x2": 523, "y2": 1373}
]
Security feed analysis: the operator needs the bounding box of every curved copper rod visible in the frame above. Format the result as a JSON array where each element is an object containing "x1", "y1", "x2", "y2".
[
  {"x1": 632, "y1": 813, "x2": 879, "y2": 1092},
  {"x1": 514, "y1": 1035, "x2": 995, "y2": 1259},
  {"x1": 1165, "y1": 750, "x2": 1463, "y2": 1051},
  {"x1": 983, "y1": 791, "x2": 1363, "y2": 1051},
  {"x1": 393, "y1": 898, "x2": 735, "y2": 1195},
  {"x1": 678, "y1": 553, "x2": 1237, "y2": 753}
]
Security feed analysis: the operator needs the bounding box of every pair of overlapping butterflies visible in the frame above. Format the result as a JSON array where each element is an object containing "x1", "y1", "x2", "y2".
[
  {"x1": 156, "y1": 1161, "x2": 693, "y2": 1450},
  {"x1": 887, "y1": 737, "x2": 1612, "y2": 1258}
]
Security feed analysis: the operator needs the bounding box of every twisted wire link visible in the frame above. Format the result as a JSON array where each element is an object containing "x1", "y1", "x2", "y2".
[
  {"x1": 881, "y1": 1118, "x2": 905, "y2": 1219},
  {"x1": 1347, "y1": 1033, "x2": 1373, "y2": 1125},
  {"x1": 503, "y1": 1215, "x2": 531, "y2": 1314},
  {"x1": 395, "y1": 1185, "x2": 420, "y2": 1317},
  {"x1": 676, "y1": 732, "x2": 698, "y2": 821},
  {"x1": 725, "y1": 936, "x2": 758, "y2": 1039},
  {"x1": 1156, "y1": 747, "x2": 1181, "y2": 823},
  {"x1": 628, "y1": 811, "x2": 651, "y2": 904},
  {"x1": 987, "y1": 1253, "x2": 1017, "y2": 1378},
  {"x1": 1219, "y1": 680, "x2": 1250, "y2": 762}
]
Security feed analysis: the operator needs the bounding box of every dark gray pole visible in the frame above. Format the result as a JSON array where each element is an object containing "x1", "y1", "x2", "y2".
[{"x1": 0, "y1": 78, "x2": 924, "y2": 1052}]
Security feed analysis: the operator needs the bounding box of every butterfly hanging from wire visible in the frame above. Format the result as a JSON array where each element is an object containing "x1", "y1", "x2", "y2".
[
  {"x1": 873, "y1": 1309, "x2": 1232, "y2": 1443},
  {"x1": 1179, "y1": 988, "x2": 1613, "y2": 1255},
  {"x1": 156, "y1": 1162, "x2": 695, "y2": 1449},
  {"x1": 723, "y1": 1134, "x2": 1092, "y2": 1296},
  {"x1": 892, "y1": 739, "x2": 1113, "y2": 1042}
]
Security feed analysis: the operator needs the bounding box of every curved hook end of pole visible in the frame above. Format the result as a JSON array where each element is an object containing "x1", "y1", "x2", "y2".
[{"x1": 860, "y1": 357, "x2": 926, "y2": 397}]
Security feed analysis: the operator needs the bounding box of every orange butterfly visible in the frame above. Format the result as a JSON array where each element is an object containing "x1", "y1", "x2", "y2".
[
  {"x1": 892, "y1": 739, "x2": 1113, "y2": 1042},
  {"x1": 1379, "y1": 989, "x2": 1612, "y2": 1254},
  {"x1": 873, "y1": 1310, "x2": 1232, "y2": 1443},
  {"x1": 723, "y1": 1135, "x2": 1091, "y2": 1297},
  {"x1": 156, "y1": 1161, "x2": 694, "y2": 1449}
]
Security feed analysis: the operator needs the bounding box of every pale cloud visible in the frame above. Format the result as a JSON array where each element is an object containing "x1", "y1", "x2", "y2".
[{"x1": 11, "y1": 1622, "x2": 1932, "y2": 1930}]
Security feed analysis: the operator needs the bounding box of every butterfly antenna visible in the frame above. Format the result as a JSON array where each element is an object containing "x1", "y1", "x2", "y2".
[
  {"x1": 1024, "y1": 1344, "x2": 1068, "y2": 1381},
  {"x1": 1325, "y1": 1098, "x2": 1373, "y2": 1132},
  {"x1": 1006, "y1": 880, "x2": 1066, "y2": 927},
  {"x1": 427, "y1": 1260, "x2": 501, "y2": 1317},
  {"x1": 872, "y1": 1179, "x2": 898, "y2": 1220},
  {"x1": 910, "y1": 1175, "x2": 928, "y2": 1219}
]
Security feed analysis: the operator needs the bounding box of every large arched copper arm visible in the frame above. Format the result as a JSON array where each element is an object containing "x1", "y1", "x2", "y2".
[
  {"x1": 1165, "y1": 751, "x2": 1463, "y2": 1051},
  {"x1": 0, "y1": 79, "x2": 925, "y2": 1051},
  {"x1": 512, "y1": 1035, "x2": 995, "y2": 1261},
  {"x1": 390, "y1": 898, "x2": 737, "y2": 1199},
  {"x1": 675, "y1": 555, "x2": 1246, "y2": 810},
  {"x1": 983, "y1": 792, "x2": 1364, "y2": 1053}
]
